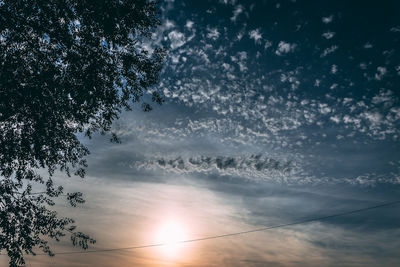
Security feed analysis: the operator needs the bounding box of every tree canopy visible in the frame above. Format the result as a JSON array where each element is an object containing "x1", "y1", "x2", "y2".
[{"x1": 0, "y1": 1, "x2": 165, "y2": 266}]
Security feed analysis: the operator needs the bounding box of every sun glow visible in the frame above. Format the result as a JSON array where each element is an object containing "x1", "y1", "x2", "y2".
[{"x1": 155, "y1": 220, "x2": 188, "y2": 257}]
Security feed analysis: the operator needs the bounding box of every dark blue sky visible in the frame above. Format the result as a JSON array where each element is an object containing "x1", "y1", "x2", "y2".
[{"x1": 152, "y1": 0, "x2": 400, "y2": 182}]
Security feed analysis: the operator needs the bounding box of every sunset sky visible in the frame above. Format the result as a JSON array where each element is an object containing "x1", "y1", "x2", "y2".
[{"x1": 2, "y1": 0, "x2": 400, "y2": 266}]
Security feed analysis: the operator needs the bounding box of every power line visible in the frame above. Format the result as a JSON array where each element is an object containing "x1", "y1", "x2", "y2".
[{"x1": 22, "y1": 199, "x2": 400, "y2": 256}]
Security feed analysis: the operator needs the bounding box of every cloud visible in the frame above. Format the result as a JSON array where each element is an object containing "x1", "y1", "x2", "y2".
[
  {"x1": 318, "y1": 103, "x2": 332, "y2": 115},
  {"x1": 231, "y1": 5, "x2": 244, "y2": 22},
  {"x1": 364, "y1": 42, "x2": 373, "y2": 49},
  {"x1": 331, "y1": 64, "x2": 338, "y2": 74},
  {"x1": 330, "y1": 115, "x2": 341, "y2": 124},
  {"x1": 362, "y1": 111, "x2": 382, "y2": 124},
  {"x1": 185, "y1": 20, "x2": 194, "y2": 29},
  {"x1": 249, "y1": 29, "x2": 262, "y2": 44},
  {"x1": 375, "y1": 66, "x2": 387, "y2": 80},
  {"x1": 322, "y1": 15, "x2": 334, "y2": 24},
  {"x1": 372, "y1": 90, "x2": 394, "y2": 106},
  {"x1": 320, "y1": 45, "x2": 338, "y2": 57},
  {"x1": 207, "y1": 27, "x2": 220, "y2": 40},
  {"x1": 154, "y1": 1, "x2": 400, "y2": 147},
  {"x1": 275, "y1": 41, "x2": 296, "y2": 55},
  {"x1": 264, "y1": 40, "x2": 273, "y2": 50},
  {"x1": 390, "y1": 26, "x2": 400, "y2": 32},
  {"x1": 322, "y1": 31, "x2": 335, "y2": 39},
  {"x1": 135, "y1": 155, "x2": 299, "y2": 182},
  {"x1": 168, "y1": 30, "x2": 186, "y2": 49},
  {"x1": 350, "y1": 173, "x2": 400, "y2": 185}
]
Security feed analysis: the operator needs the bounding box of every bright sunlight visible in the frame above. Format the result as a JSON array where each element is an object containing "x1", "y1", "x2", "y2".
[{"x1": 154, "y1": 220, "x2": 188, "y2": 258}]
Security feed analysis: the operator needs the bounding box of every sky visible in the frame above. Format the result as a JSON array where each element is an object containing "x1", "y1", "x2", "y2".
[{"x1": 2, "y1": 0, "x2": 400, "y2": 266}]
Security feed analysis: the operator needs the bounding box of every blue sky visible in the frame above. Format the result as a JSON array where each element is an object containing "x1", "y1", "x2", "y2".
[{"x1": 3, "y1": 0, "x2": 400, "y2": 266}]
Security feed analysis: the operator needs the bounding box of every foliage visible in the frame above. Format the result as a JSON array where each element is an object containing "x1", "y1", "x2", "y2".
[{"x1": 0, "y1": 0, "x2": 165, "y2": 266}]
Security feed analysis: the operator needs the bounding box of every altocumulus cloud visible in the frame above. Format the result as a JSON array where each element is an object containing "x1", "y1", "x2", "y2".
[{"x1": 134, "y1": 155, "x2": 301, "y2": 182}]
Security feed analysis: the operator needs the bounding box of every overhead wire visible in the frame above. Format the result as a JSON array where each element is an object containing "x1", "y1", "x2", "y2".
[{"x1": 10, "y1": 199, "x2": 399, "y2": 256}]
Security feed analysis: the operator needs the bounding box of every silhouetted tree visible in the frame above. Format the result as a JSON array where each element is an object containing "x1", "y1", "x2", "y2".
[{"x1": 0, "y1": 1, "x2": 165, "y2": 266}]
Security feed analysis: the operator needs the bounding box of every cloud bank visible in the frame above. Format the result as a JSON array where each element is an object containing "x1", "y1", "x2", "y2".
[{"x1": 135, "y1": 155, "x2": 300, "y2": 182}]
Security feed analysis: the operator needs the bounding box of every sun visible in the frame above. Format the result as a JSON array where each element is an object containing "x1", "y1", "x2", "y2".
[{"x1": 155, "y1": 220, "x2": 188, "y2": 257}]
